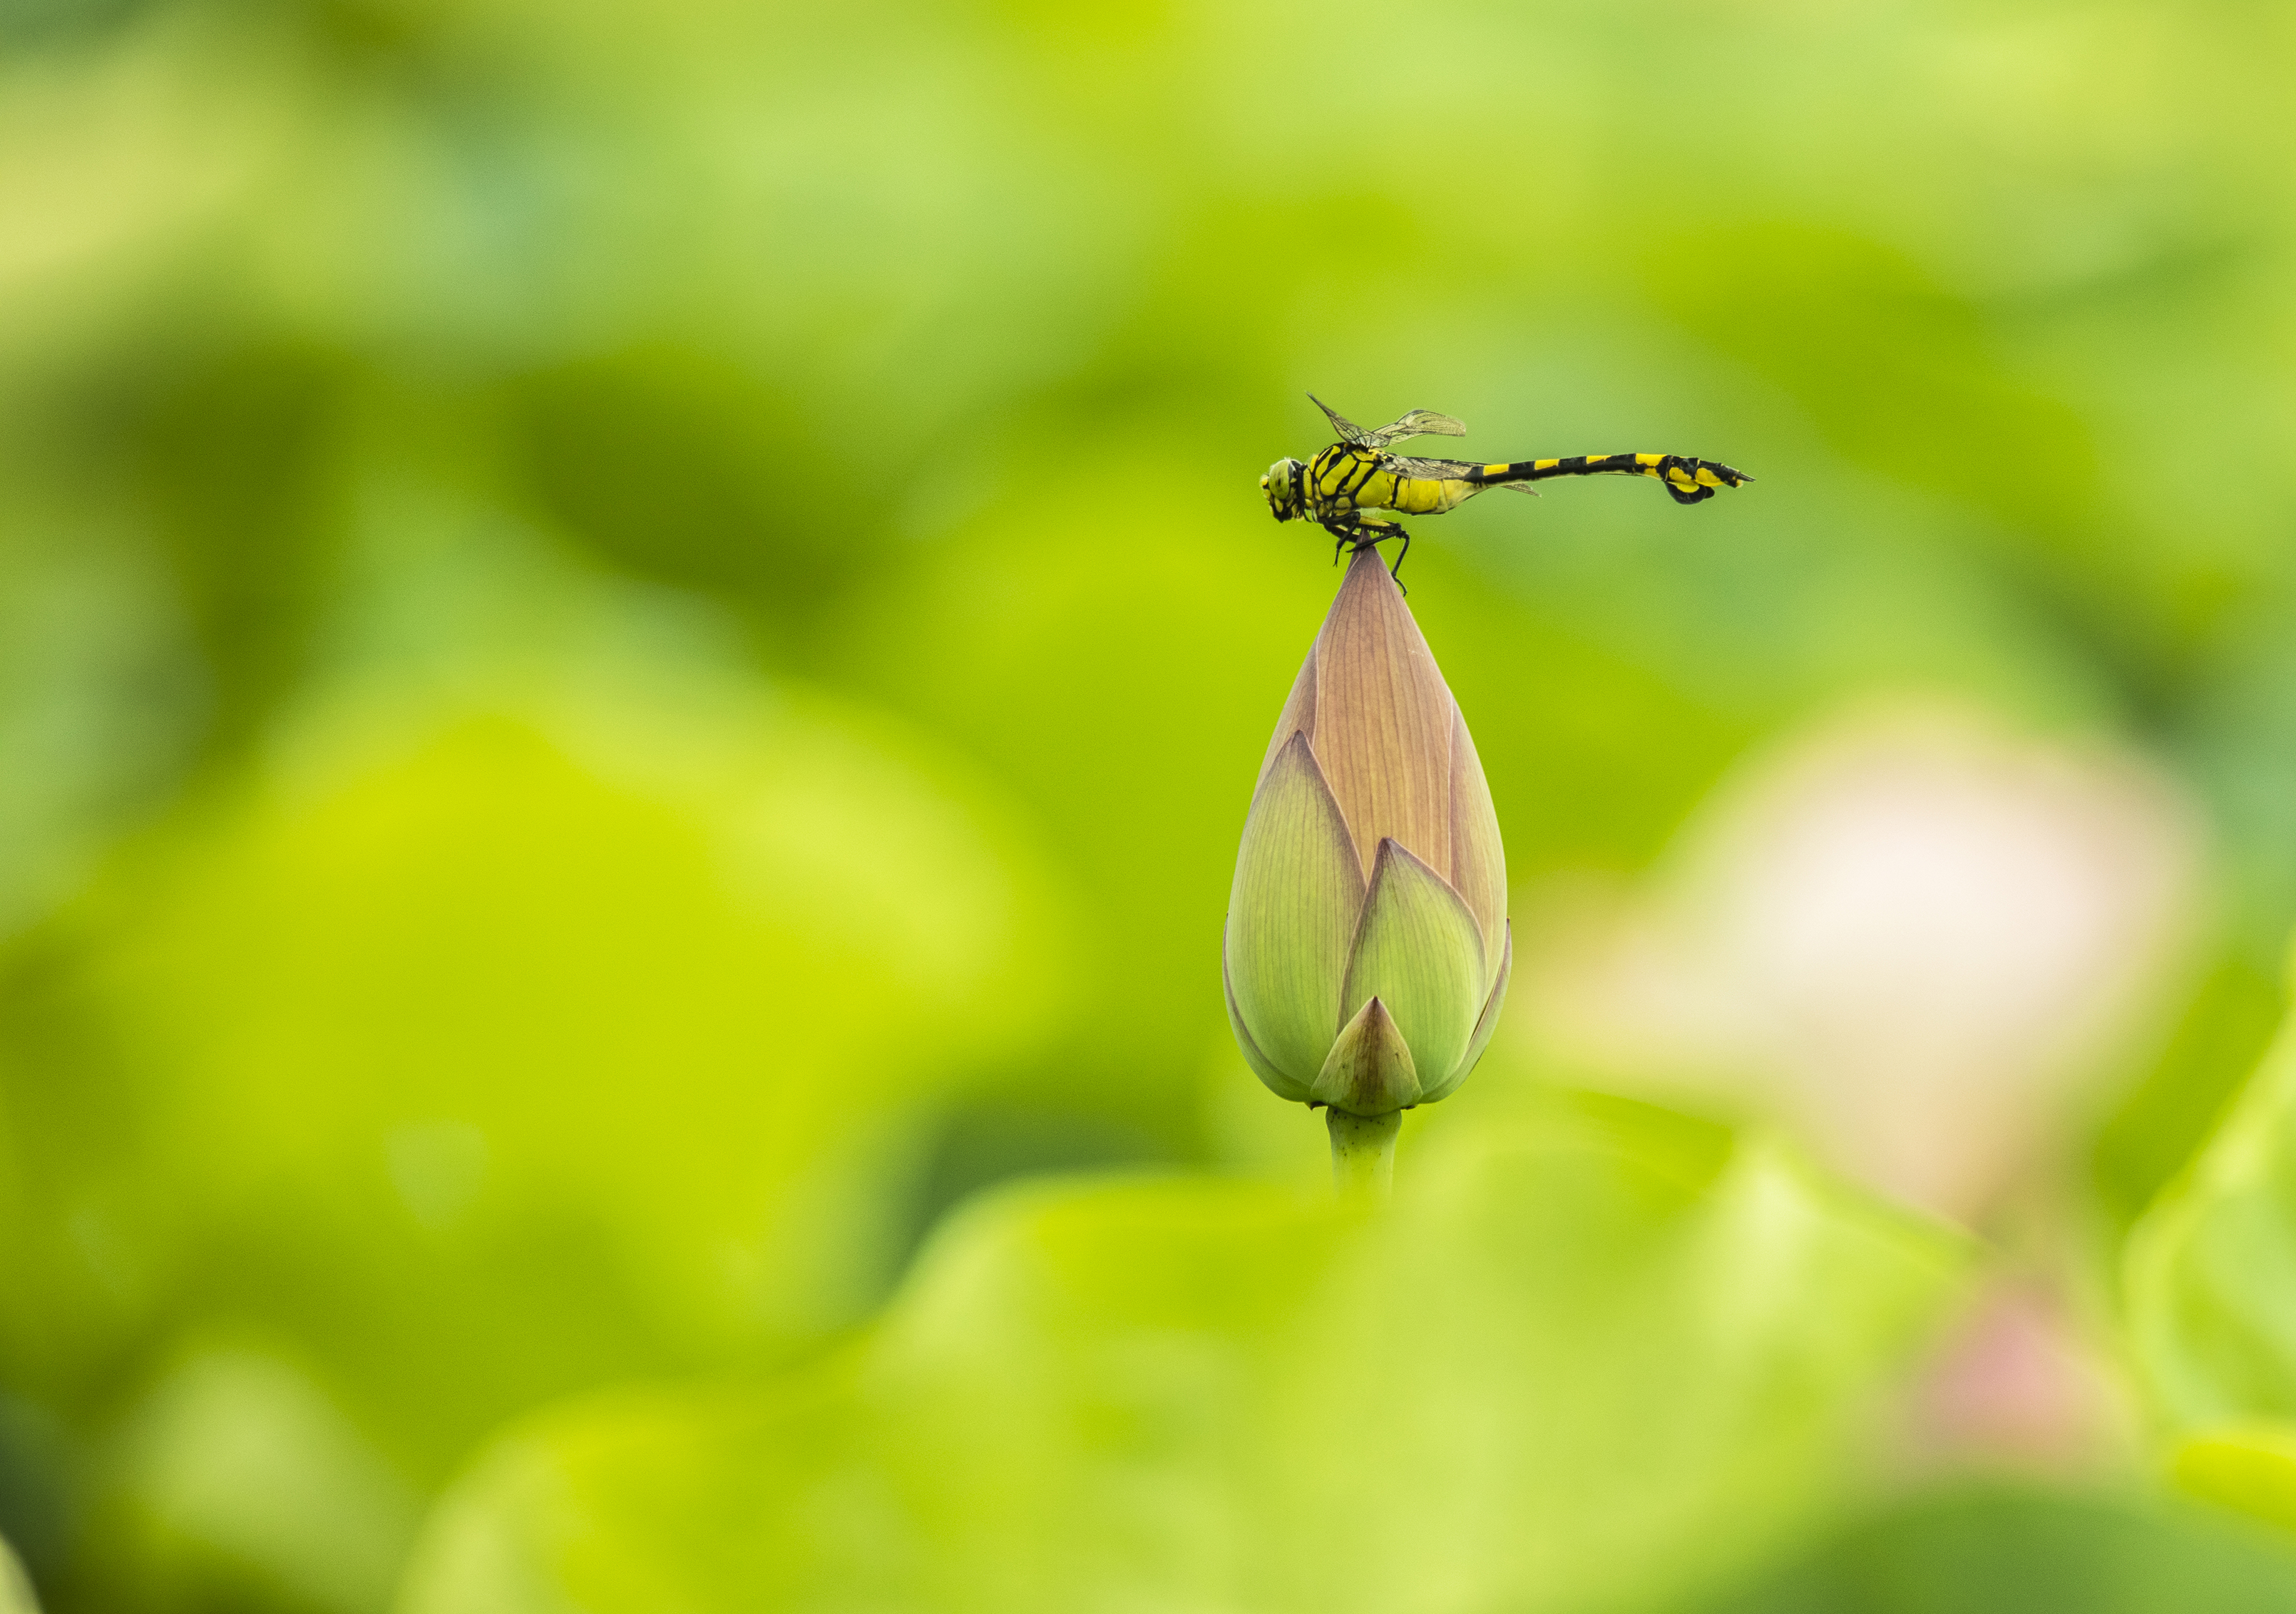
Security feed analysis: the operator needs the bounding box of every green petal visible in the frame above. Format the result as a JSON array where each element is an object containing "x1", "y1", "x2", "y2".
[
  {"x1": 1223, "y1": 732, "x2": 1365, "y2": 1089},
  {"x1": 1341, "y1": 839, "x2": 1485, "y2": 1094},
  {"x1": 1447, "y1": 707, "x2": 1507, "y2": 984},
  {"x1": 1421, "y1": 922, "x2": 1510, "y2": 1105},
  {"x1": 1225, "y1": 951, "x2": 1311, "y2": 1103},
  {"x1": 1310, "y1": 996, "x2": 1421, "y2": 1115}
]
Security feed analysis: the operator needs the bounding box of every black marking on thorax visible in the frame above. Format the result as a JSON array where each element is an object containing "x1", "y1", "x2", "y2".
[{"x1": 1309, "y1": 444, "x2": 1383, "y2": 511}]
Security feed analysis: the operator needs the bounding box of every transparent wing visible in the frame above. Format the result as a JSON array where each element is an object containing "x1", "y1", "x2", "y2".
[
  {"x1": 1361, "y1": 409, "x2": 1468, "y2": 448},
  {"x1": 1382, "y1": 454, "x2": 1482, "y2": 480},
  {"x1": 1308, "y1": 393, "x2": 1372, "y2": 446},
  {"x1": 1309, "y1": 395, "x2": 1472, "y2": 450}
]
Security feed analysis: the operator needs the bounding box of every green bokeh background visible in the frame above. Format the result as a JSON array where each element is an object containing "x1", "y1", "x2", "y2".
[{"x1": 9, "y1": 0, "x2": 2296, "y2": 1608}]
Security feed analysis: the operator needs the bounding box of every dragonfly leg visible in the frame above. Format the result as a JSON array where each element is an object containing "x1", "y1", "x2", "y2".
[{"x1": 1339, "y1": 518, "x2": 1412, "y2": 592}]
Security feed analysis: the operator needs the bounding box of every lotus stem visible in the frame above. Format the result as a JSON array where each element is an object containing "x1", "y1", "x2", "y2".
[{"x1": 1326, "y1": 1109, "x2": 1401, "y2": 1200}]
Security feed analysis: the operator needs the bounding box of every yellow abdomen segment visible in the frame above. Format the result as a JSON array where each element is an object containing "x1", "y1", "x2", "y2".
[{"x1": 1383, "y1": 476, "x2": 1478, "y2": 515}]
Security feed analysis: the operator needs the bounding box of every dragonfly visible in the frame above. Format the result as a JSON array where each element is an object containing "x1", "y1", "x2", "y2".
[{"x1": 1261, "y1": 394, "x2": 1753, "y2": 586}]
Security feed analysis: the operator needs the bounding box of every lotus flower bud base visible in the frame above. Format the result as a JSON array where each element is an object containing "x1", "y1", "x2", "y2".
[{"x1": 1224, "y1": 549, "x2": 1511, "y2": 1194}]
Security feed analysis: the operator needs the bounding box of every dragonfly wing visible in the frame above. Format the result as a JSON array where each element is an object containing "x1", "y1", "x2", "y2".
[
  {"x1": 1382, "y1": 454, "x2": 1482, "y2": 480},
  {"x1": 1362, "y1": 409, "x2": 1469, "y2": 448},
  {"x1": 1308, "y1": 393, "x2": 1372, "y2": 446}
]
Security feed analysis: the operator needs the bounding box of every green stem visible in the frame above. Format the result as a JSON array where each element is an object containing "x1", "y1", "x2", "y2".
[{"x1": 1326, "y1": 1109, "x2": 1402, "y2": 1200}]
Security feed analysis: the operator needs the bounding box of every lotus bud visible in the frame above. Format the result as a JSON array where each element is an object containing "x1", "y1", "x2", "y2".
[{"x1": 1223, "y1": 548, "x2": 1511, "y2": 1191}]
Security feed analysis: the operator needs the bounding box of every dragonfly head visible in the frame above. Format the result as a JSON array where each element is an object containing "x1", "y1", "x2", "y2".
[{"x1": 1261, "y1": 458, "x2": 1306, "y2": 522}]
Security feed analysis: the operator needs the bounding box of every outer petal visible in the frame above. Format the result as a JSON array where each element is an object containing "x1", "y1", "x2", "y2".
[
  {"x1": 1420, "y1": 922, "x2": 1510, "y2": 1106},
  {"x1": 1222, "y1": 731, "x2": 1365, "y2": 1087},
  {"x1": 1256, "y1": 640, "x2": 1319, "y2": 788},
  {"x1": 1224, "y1": 950, "x2": 1309, "y2": 1102},
  {"x1": 1310, "y1": 997, "x2": 1421, "y2": 1116},
  {"x1": 1314, "y1": 549, "x2": 1456, "y2": 879},
  {"x1": 1447, "y1": 706, "x2": 1507, "y2": 987},
  {"x1": 1340, "y1": 838, "x2": 1485, "y2": 1094}
]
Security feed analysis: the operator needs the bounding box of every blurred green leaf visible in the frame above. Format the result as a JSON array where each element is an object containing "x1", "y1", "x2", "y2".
[
  {"x1": 396, "y1": 1093, "x2": 1964, "y2": 1614},
  {"x1": 0, "y1": 1532, "x2": 34, "y2": 1614},
  {"x1": 97, "y1": 1350, "x2": 419, "y2": 1614},
  {"x1": 2093, "y1": 951, "x2": 2284, "y2": 1229},
  {"x1": 1698, "y1": 1482, "x2": 2296, "y2": 1614},
  {"x1": 0, "y1": 500, "x2": 200, "y2": 941},
  {"x1": 2128, "y1": 1002, "x2": 2296, "y2": 1437},
  {"x1": 502, "y1": 344, "x2": 892, "y2": 640},
  {"x1": 0, "y1": 535, "x2": 1072, "y2": 1606},
  {"x1": 124, "y1": 339, "x2": 354, "y2": 756},
  {"x1": 2171, "y1": 1426, "x2": 2296, "y2": 1537}
]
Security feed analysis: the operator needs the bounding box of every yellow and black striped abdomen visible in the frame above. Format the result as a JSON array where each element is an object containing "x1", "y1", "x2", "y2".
[{"x1": 1472, "y1": 452, "x2": 1753, "y2": 506}]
